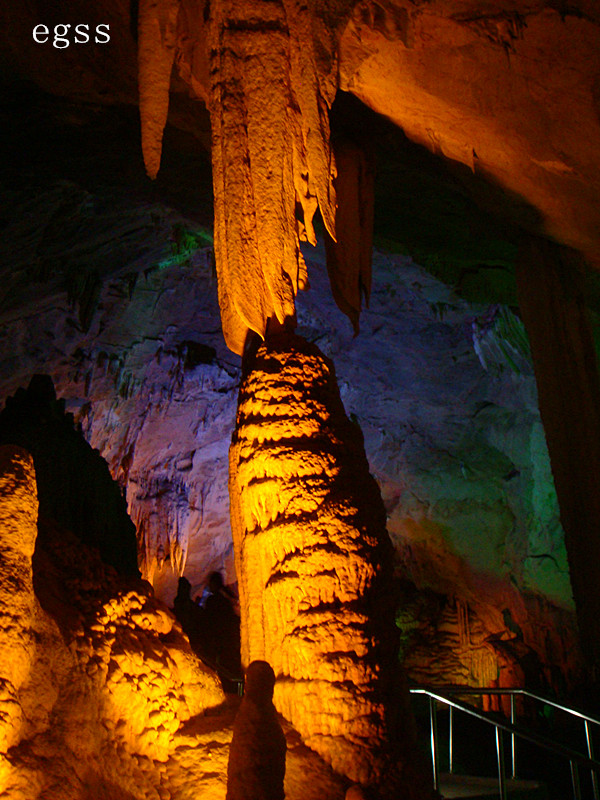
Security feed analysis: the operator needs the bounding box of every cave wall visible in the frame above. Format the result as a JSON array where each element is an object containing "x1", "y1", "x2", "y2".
[
  {"x1": 338, "y1": 3, "x2": 600, "y2": 267},
  {"x1": 0, "y1": 134, "x2": 583, "y2": 695},
  {"x1": 4, "y1": 1, "x2": 598, "y2": 322},
  {"x1": 0, "y1": 3, "x2": 599, "y2": 796},
  {"x1": 1, "y1": 0, "x2": 598, "y2": 695}
]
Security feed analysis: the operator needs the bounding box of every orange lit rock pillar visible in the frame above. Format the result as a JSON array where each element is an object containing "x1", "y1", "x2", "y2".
[
  {"x1": 516, "y1": 238, "x2": 600, "y2": 666},
  {"x1": 229, "y1": 333, "x2": 430, "y2": 794},
  {"x1": 0, "y1": 446, "x2": 38, "y2": 753}
]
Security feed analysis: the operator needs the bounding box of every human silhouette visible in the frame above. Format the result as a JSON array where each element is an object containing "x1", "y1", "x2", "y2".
[
  {"x1": 226, "y1": 661, "x2": 286, "y2": 800},
  {"x1": 173, "y1": 576, "x2": 203, "y2": 651},
  {"x1": 197, "y1": 571, "x2": 242, "y2": 690}
]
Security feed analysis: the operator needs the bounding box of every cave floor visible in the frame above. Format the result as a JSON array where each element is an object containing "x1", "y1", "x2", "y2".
[{"x1": 439, "y1": 773, "x2": 546, "y2": 799}]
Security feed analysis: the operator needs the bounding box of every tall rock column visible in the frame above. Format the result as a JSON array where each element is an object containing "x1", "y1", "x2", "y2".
[
  {"x1": 229, "y1": 333, "x2": 429, "y2": 794},
  {"x1": 516, "y1": 237, "x2": 600, "y2": 666}
]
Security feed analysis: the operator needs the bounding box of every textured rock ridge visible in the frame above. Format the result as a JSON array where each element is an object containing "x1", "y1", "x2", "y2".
[
  {"x1": 229, "y1": 333, "x2": 426, "y2": 790},
  {"x1": 0, "y1": 444, "x2": 230, "y2": 800},
  {"x1": 0, "y1": 446, "x2": 41, "y2": 754}
]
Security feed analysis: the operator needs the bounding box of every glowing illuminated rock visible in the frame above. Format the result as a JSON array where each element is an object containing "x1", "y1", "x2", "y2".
[
  {"x1": 229, "y1": 334, "x2": 429, "y2": 793},
  {"x1": 205, "y1": 0, "x2": 337, "y2": 354},
  {"x1": 0, "y1": 446, "x2": 38, "y2": 752},
  {"x1": 338, "y1": 2, "x2": 600, "y2": 268},
  {"x1": 138, "y1": 0, "x2": 180, "y2": 181},
  {"x1": 0, "y1": 444, "x2": 228, "y2": 799}
]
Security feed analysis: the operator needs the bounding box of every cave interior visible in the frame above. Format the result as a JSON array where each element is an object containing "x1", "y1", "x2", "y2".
[{"x1": 1, "y1": 1, "x2": 600, "y2": 799}]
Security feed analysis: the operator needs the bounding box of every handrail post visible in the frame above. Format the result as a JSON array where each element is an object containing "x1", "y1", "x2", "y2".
[
  {"x1": 429, "y1": 695, "x2": 440, "y2": 791},
  {"x1": 510, "y1": 694, "x2": 517, "y2": 779},
  {"x1": 496, "y1": 727, "x2": 508, "y2": 800},
  {"x1": 449, "y1": 704, "x2": 454, "y2": 774},
  {"x1": 571, "y1": 761, "x2": 582, "y2": 800},
  {"x1": 585, "y1": 719, "x2": 599, "y2": 800}
]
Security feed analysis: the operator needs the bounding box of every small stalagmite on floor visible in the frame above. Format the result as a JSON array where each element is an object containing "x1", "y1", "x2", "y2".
[
  {"x1": 229, "y1": 332, "x2": 432, "y2": 796},
  {"x1": 227, "y1": 660, "x2": 286, "y2": 800}
]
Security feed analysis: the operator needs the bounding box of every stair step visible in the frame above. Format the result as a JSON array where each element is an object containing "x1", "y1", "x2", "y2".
[{"x1": 439, "y1": 772, "x2": 548, "y2": 800}]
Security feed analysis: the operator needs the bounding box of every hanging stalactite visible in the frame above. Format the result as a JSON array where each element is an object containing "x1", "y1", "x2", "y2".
[{"x1": 207, "y1": 0, "x2": 338, "y2": 354}]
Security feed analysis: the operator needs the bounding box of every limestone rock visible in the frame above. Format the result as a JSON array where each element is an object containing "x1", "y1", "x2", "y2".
[
  {"x1": 0, "y1": 446, "x2": 39, "y2": 752},
  {"x1": 0, "y1": 375, "x2": 139, "y2": 576},
  {"x1": 0, "y1": 111, "x2": 582, "y2": 695},
  {"x1": 229, "y1": 333, "x2": 426, "y2": 791},
  {"x1": 206, "y1": 0, "x2": 337, "y2": 354},
  {"x1": 0, "y1": 446, "x2": 227, "y2": 799},
  {"x1": 323, "y1": 136, "x2": 375, "y2": 335},
  {"x1": 138, "y1": 0, "x2": 181, "y2": 180},
  {"x1": 338, "y1": 1, "x2": 600, "y2": 267},
  {"x1": 226, "y1": 661, "x2": 286, "y2": 800}
]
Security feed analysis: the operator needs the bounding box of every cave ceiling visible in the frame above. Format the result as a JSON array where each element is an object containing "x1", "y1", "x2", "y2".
[{"x1": 1, "y1": 0, "x2": 599, "y2": 344}]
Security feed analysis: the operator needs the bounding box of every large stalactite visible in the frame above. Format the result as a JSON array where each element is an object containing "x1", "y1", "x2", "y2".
[
  {"x1": 229, "y1": 333, "x2": 429, "y2": 793},
  {"x1": 137, "y1": 0, "x2": 379, "y2": 354},
  {"x1": 207, "y1": 0, "x2": 338, "y2": 355}
]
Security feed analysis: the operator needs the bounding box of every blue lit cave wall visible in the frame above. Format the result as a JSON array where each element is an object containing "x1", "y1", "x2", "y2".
[{"x1": 0, "y1": 92, "x2": 582, "y2": 693}]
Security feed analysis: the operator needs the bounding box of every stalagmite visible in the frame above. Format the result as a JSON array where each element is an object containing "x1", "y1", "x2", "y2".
[{"x1": 229, "y1": 333, "x2": 429, "y2": 794}]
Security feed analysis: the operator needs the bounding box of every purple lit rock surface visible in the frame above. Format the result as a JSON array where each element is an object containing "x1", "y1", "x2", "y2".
[{"x1": 0, "y1": 154, "x2": 578, "y2": 688}]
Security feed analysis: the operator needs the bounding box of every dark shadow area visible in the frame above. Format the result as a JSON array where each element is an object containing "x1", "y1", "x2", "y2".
[
  {"x1": 173, "y1": 572, "x2": 243, "y2": 693},
  {"x1": 329, "y1": 91, "x2": 531, "y2": 307},
  {"x1": 0, "y1": 374, "x2": 139, "y2": 575},
  {"x1": 0, "y1": 80, "x2": 213, "y2": 226},
  {"x1": 81, "y1": 774, "x2": 140, "y2": 800}
]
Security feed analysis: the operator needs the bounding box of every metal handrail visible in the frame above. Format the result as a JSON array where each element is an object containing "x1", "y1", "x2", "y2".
[
  {"x1": 431, "y1": 685, "x2": 600, "y2": 727},
  {"x1": 410, "y1": 686, "x2": 600, "y2": 800},
  {"x1": 424, "y1": 684, "x2": 600, "y2": 798}
]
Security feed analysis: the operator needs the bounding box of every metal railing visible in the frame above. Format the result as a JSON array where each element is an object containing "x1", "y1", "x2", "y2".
[{"x1": 410, "y1": 686, "x2": 600, "y2": 800}]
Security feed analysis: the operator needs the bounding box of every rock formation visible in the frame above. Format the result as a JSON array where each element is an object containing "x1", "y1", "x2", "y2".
[
  {"x1": 516, "y1": 237, "x2": 600, "y2": 665},
  {"x1": 0, "y1": 447, "x2": 355, "y2": 800},
  {"x1": 1, "y1": 1, "x2": 599, "y2": 793},
  {"x1": 0, "y1": 446, "x2": 43, "y2": 755},
  {"x1": 229, "y1": 333, "x2": 428, "y2": 792},
  {"x1": 0, "y1": 443, "x2": 230, "y2": 800},
  {"x1": 0, "y1": 132, "x2": 582, "y2": 696},
  {"x1": 138, "y1": 0, "x2": 339, "y2": 355},
  {"x1": 226, "y1": 661, "x2": 286, "y2": 800},
  {"x1": 0, "y1": 375, "x2": 139, "y2": 576},
  {"x1": 134, "y1": 0, "x2": 600, "y2": 670}
]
